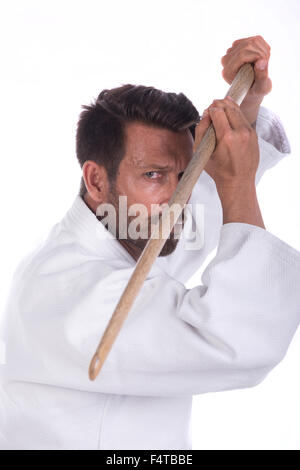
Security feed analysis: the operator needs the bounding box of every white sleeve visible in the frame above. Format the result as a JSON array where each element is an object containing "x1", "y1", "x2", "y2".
[
  {"x1": 2, "y1": 223, "x2": 300, "y2": 397},
  {"x1": 255, "y1": 105, "x2": 291, "y2": 183},
  {"x1": 155, "y1": 106, "x2": 292, "y2": 283}
]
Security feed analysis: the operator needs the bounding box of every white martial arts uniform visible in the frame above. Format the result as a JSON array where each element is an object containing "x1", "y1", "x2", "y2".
[{"x1": 0, "y1": 107, "x2": 300, "y2": 450}]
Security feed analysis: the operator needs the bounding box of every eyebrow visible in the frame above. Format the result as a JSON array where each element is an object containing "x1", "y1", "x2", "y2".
[{"x1": 135, "y1": 163, "x2": 174, "y2": 171}]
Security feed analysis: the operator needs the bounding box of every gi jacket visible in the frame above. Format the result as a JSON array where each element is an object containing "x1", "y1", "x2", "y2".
[{"x1": 0, "y1": 107, "x2": 299, "y2": 450}]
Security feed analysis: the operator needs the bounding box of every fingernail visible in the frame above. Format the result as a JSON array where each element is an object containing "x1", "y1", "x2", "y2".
[
  {"x1": 256, "y1": 59, "x2": 267, "y2": 70},
  {"x1": 227, "y1": 96, "x2": 234, "y2": 102},
  {"x1": 202, "y1": 109, "x2": 209, "y2": 117}
]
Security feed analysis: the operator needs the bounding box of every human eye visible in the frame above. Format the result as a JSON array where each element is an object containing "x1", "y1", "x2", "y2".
[{"x1": 144, "y1": 171, "x2": 162, "y2": 180}]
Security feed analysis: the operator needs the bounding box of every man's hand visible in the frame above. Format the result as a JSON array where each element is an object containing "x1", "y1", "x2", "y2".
[
  {"x1": 221, "y1": 35, "x2": 272, "y2": 126},
  {"x1": 199, "y1": 97, "x2": 259, "y2": 189},
  {"x1": 194, "y1": 97, "x2": 265, "y2": 228}
]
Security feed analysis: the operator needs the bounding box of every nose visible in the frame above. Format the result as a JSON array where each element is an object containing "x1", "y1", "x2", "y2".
[
  {"x1": 162, "y1": 172, "x2": 191, "y2": 205},
  {"x1": 164, "y1": 173, "x2": 181, "y2": 201}
]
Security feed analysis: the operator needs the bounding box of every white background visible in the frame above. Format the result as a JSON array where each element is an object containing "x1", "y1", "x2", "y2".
[{"x1": 0, "y1": 0, "x2": 299, "y2": 450}]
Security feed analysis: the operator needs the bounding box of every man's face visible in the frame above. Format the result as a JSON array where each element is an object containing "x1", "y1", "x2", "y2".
[{"x1": 101, "y1": 121, "x2": 194, "y2": 259}]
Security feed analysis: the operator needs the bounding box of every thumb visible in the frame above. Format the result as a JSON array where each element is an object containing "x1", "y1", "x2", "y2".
[
  {"x1": 255, "y1": 58, "x2": 268, "y2": 74},
  {"x1": 193, "y1": 111, "x2": 211, "y2": 152},
  {"x1": 252, "y1": 59, "x2": 270, "y2": 93}
]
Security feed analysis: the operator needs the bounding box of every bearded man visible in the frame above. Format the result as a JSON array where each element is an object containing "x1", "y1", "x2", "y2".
[{"x1": 0, "y1": 36, "x2": 299, "y2": 450}]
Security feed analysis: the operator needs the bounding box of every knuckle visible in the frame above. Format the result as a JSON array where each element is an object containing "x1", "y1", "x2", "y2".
[
  {"x1": 222, "y1": 70, "x2": 232, "y2": 84},
  {"x1": 248, "y1": 38, "x2": 258, "y2": 47},
  {"x1": 238, "y1": 49, "x2": 251, "y2": 61},
  {"x1": 239, "y1": 127, "x2": 252, "y2": 141},
  {"x1": 223, "y1": 131, "x2": 234, "y2": 143},
  {"x1": 225, "y1": 97, "x2": 238, "y2": 108},
  {"x1": 220, "y1": 99, "x2": 229, "y2": 107},
  {"x1": 244, "y1": 47, "x2": 254, "y2": 55},
  {"x1": 211, "y1": 99, "x2": 222, "y2": 106},
  {"x1": 221, "y1": 55, "x2": 228, "y2": 66},
  {"x1": 229, "y1": 98, "x2": 239, "y2": 107}
]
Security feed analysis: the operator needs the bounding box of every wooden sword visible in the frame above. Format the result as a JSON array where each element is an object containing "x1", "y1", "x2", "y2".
[{"x1": 88, "y1": 63, "x2": 255, "y2": 381}]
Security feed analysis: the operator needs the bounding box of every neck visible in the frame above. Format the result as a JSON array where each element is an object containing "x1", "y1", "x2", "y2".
[{"x1": 117, "y1": 239, "x2": 142, "y2": 262}]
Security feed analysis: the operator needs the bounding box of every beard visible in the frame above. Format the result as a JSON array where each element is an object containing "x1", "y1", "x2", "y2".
[{"x1": 97, "y1": 183, "x2": 186, "y2": 257}]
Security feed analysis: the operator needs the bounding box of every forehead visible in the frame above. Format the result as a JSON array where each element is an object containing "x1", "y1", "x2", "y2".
[{"x1": 123, "y1": 121, "x2": 194, "y2": 168}]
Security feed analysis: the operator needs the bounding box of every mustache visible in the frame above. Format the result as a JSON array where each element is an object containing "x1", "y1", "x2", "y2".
[
  {"x1": 97, "y1": 195, "x2": 188, "y2": 241},
  {"x1": 120, "y1": 211, "x2": 186, "y2": 242}
]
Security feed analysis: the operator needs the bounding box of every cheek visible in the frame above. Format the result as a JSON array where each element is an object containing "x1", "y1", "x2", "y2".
[{"x1": 117, "y1": 174, "x2": 166, "y2": 209}]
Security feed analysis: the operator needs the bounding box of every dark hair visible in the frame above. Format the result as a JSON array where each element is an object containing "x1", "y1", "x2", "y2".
[{"x1": 76, "y1": 84, "x2": 200, "y2": 197}]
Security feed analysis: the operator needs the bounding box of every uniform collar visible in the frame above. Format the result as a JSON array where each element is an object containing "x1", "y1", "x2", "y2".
[
  {"x1": 63, "y1": 195, "x2": 168, "y2": 277},
  {"x1": 64, "y1": 195, "x2": 136, "y2": 266}
]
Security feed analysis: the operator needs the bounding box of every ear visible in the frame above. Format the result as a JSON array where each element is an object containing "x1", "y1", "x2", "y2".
[{"x1": 82, "y1": 161, "x2": 109, "y2": 204}]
